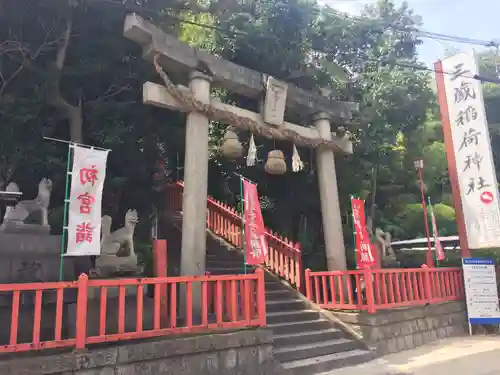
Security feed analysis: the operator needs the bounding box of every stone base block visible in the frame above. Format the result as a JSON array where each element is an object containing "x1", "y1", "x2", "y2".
[
  {"x1": 0, "y1": 329, "x2": 285, "y2": 375},
  {"x1": 334, "y1": 301, "x2": 467, "y2": 355},
  {"x1": 0, "y1": 222, "x2": 51, "y2": 235}
]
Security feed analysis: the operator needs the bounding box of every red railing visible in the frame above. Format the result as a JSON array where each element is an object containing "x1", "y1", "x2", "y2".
[
  {"x1": 305, "y1": 267, "x2": 464, "y2": 313},
  {"x1": 165, "y1": 182, "x2": 303, "y2": 290},
  {"x1": 0, "y1": 270, "x2": 266, "y2": 353}
]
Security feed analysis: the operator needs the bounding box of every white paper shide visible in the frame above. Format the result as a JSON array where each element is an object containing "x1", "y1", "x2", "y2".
[
  {"x1": 441, "y1": 53, "x2": 500, "y2": 249},
  {"x1": 67, "y1": 146, "x2": 109, "y2": 256}
]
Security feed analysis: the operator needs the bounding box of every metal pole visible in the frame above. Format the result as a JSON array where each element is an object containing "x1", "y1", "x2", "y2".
[
  {"x1": 418, "y1": 167, "x2": 434, "y2": 267},
  {"x1": 59, "y1": 144, "x2": 73, "y2": 281},
  {"x1": 232, "y1": 172, "x2": 257, "y2": 185},
  {"x1": 43, "y1": 136, "x2": 111, "y2": 151}
]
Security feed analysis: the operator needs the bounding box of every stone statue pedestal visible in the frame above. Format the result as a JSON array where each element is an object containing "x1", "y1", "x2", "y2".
[
  {"x1": 92, "y1": 254, "x2": 143, "y2": 278},
  {"x1": 0, "y1": 222, "x2": 51, "y2": 235},
  {"x1": 0, "y1": 232, "x2": 79, "y2": 346},
  {"x1": 382, "y1": 255, "x2": 400, "y2": 268},
  {"x1": 0, "y1": 233, "x2": 74, "y2": 283}
]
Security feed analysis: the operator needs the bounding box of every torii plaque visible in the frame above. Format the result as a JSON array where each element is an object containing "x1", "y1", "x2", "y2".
[{"x1": 124, "y1": 13, "x2": 359, "y2": 279}]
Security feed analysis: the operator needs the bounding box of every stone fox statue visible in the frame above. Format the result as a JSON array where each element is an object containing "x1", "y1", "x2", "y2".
[
  {"x1": 100, "y1": 209, "x2": 139, "y2": 258},
  {"x1": 3, "y1": 178, "x2": 52, "y2": 225},
  {"x1": 94, "y1": 209, "x2": 140, "y2": 276}
]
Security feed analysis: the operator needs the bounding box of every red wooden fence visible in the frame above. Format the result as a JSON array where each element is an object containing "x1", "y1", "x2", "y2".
[
  {"x1": 0, "y1": 270, "x2": 266, "y2": 353},
  {"x1": 165, "y1": 182, "x2": 303, "y2": 290},
  {"x1": 305, "y1": 267, "x2": 464, "y2": 313},
  {"x1": 165, "y1": 181, "x2": 467, "y2": 312}
]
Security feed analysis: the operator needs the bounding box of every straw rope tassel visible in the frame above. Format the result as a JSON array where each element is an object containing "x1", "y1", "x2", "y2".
[
  {"x1": 292, "y1": 144, "x2": 304, "y2": 172},
  {"x1": 246, "y1": 133, "x2": 257, "y2": 166}
]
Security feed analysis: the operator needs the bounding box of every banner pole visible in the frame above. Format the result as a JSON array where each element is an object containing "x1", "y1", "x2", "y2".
[
  {"x1": 240, "y1": 176, "x2": 247, "y2": 274},
  {"x1": 428, "y1": 196, "x2": 440, "y2": 267},
  {"x1": 59, "y1": 144, "x2": 72, "y2": 281},
  {"x1": 350, "y1": 195, "x2": 357, "y2": 270}
]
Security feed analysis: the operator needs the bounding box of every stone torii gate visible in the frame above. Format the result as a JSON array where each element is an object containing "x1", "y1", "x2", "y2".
[{"x1": 124, "y1": 13, "x2": 359, "y2": 279}]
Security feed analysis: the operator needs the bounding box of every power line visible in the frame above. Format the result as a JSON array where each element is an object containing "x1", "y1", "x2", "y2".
[
  {"x1": 313, "y1": 6, "x2": 499, "y2": 47},
  {"x1": 274, "y1": 2, "x2": 498, "y2": 46}
]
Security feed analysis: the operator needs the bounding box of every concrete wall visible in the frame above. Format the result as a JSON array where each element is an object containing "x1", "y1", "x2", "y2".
[
  {"x1": 334, "y1": 301, "x2": 467, "y2": 356},
  {"x1": 0, "y1": 329, "x2": 284, "y2": 375}
]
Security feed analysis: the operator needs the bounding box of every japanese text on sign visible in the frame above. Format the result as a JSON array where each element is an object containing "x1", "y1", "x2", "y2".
[
  {"x1": 67, "y1": 146, "x2": 109, "y2": 256},
  {"x1": 438, "y1": 53, "x2": 500, "y2": 249},
  {"x1": 351, "y1": 198, "x2": 376, "y2": 269},
  {"x1": 242, "y1": 179, "x2": 268, "y2": 265}
]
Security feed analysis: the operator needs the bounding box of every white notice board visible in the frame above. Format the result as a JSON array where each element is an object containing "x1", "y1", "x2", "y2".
[{"x1": 462, "y1": 258, "x2": 500, "y2": 325}]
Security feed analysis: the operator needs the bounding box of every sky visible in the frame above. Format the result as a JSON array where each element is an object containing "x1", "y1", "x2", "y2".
[{"x1": 320, "y1": 0, "x2": 500, "y2": 66}]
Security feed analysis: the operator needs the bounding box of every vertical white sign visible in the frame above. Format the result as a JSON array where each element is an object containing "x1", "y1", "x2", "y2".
[
  {"x1": 462, "y1": 258, "x2": 500, "y2": 325},
  {"x1": 67, "y1": 146, "x2": 109, "y2": 256},
  {"x1": 439, "y1": 53, "x2": 500, "y2": 249}
]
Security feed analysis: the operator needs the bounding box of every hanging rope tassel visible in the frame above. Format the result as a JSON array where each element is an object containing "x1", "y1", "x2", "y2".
[
  {"x1": 246, "y1": 133, "x2": 257, "y2": 166},
  {"x1": 292, "y1": 144, "x2": 304, "y2": 172}
]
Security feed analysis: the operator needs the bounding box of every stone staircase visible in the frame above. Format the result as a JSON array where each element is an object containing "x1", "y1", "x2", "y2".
[
  {"x1": 163, "y1": 213, "x2": 374, "y2": 374},
  {"x1": 204, "y1": 235, "x2": 375, "y2": 375}
]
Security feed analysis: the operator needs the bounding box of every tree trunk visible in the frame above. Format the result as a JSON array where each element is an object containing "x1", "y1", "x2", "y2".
[
  {"x1": 368, "y1": 164, "x2": 378, "y2": 233},
  {"x1": 50, "y1": 10, "x2": 83, "y2": 143},
  {"x1": 68, "y1": 101, "x2": 83, "y2": 143}
]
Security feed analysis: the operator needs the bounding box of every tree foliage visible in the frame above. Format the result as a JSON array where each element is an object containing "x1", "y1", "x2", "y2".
[{"x1": 4, "y1": 0, "x2": 497, "y2": 269}]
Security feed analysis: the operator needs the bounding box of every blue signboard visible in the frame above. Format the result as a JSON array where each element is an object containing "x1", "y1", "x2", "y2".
[{"x1": 462, "y1": 258, "x2": 500, "y2": 325}]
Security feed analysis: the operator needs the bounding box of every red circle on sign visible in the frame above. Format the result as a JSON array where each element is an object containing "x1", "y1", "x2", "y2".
[{"x1": 480, "y1": 191, "x2": 494, "y2": 204}]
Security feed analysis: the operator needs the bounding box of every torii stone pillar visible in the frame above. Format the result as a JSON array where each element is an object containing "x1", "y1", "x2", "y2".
[
  {"x1": 180, "y1": 72, "x2": 212, "y2": 282},
  {"x1": 314, "y1": 113, "x2": 347, "y2": 271}
]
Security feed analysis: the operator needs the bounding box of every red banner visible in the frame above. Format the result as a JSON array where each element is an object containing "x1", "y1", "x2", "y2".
[
  {"x1": 242, "y1": 179, "x2": 268, "y2": 265},
  {"x1": 430, "y1": 210, "x2": 445, "y2": 261},
  {"x1": 351, "y1": 198, "x2": 376, "y2": 269}
]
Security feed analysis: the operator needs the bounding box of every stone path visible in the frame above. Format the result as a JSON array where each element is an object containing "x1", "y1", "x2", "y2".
[{"x1": 321, "y1": 336, "x2": 500, "y2": 375}]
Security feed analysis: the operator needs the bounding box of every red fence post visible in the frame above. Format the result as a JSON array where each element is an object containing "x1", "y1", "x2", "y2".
[
  {"x1": 256, "y1": 268, "x2": 267, "y2": 327},
  {"x1": 205, "y1": 271, "x2": 213, "y2": 314},
  {"x1": 423, "y1": 266, "x2": 432, "y2": 303},
  {"x1": 175, "y1": 181, "x2": 184, "y2": 211},
  {"x1": 75, "y1": 273, "x2": 89, "y2": 350},
  {"x1": 154, "y1": 239, "x2": 168, "y2": 326},
  {"x1": 304, "y1": 268, "x2": 312, "y2": 300},
  {"x1": 295, "y1": 243, "x2": 303, "y2": 292},
  {"x1": 153, "y1": 239, "x2": 168, "y2": 277},
  {"x1": 363, "y1": 268, "x2": 376, "y2": 314}
]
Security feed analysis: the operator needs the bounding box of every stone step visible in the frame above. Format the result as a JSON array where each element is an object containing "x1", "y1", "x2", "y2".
[
  {"x1": 267, "y1": 319, "x2": 333, "y2": 335},
  {"x1": 265, "y1": 289, "x2": 297, "y2": 301},
  {"x1": 205, "y1": 267, "x2": 255, "y2": 274},
  {"x1": 205, "y1": 250, "x2": 245, "y2": 261},
  {"x1": 206, "y1": 268, "x2": 277, "y2": 281},
  {"x1": 205, "y1": 257, "x2": 245, "y2": 264},
  {"x1": 281, "y1": 349, "x2": 375, "y2": 375},
  {"x1": 272, "y1": 328, "x2": 344, "y2": 348},
  {"x1": 274, "y1": 338, "x2": 362, "y2": 363},
  {"x1": 266, "y1": 299, "x2": 308, "y2": 313},
  {"x1": 264, "y1": 280, "x2": 290, "y2": 291},
  {"x1": 267, "y1": 310, "x2": 320, "y2": 324},
  {"x1": 206, "y1": 259, "x2": 248, "y2": 267}
]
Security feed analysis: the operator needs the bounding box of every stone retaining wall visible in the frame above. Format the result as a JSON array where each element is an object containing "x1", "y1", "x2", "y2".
[
  {"x1": 0, "y1": 329, "x2": 284, "y2": 375},
  {"x1": 334, "y1": 301, "x2": 467, "y2": 356}
]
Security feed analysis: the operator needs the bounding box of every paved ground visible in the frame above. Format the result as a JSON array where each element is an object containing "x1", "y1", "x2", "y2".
[{"x1": 324, "y1": 336, "x2": 500, "y2": 375}]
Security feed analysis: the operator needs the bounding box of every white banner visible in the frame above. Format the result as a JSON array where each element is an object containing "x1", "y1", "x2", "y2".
[
  {"x1": 67, "y1": 146, "x2": 109, "y2": 256},
  {"x1": 439, "y1": 53, "x2": 500, "y2": 249}
]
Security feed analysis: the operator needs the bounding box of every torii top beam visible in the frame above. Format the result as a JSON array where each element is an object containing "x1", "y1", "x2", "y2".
[{"x1": 123, "y1": 13, "x2": 359, "y2": 125}]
